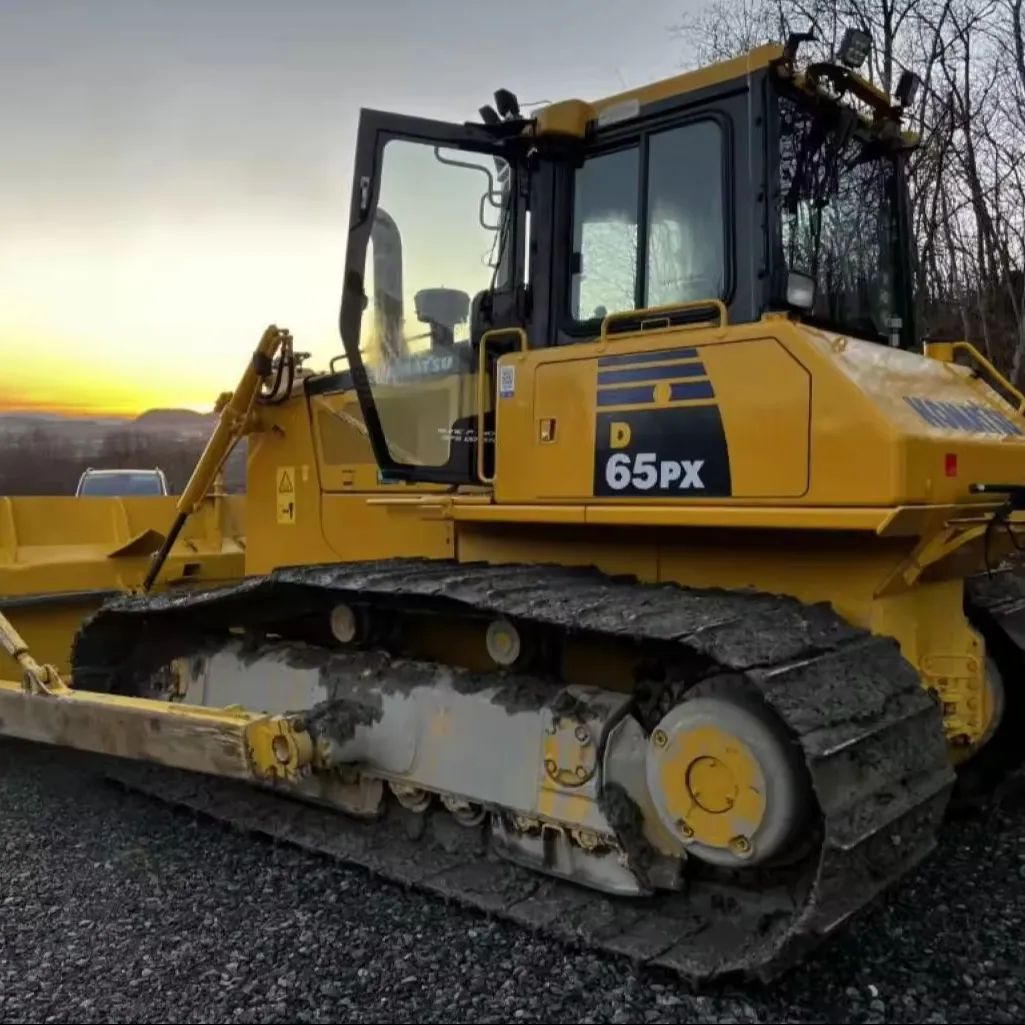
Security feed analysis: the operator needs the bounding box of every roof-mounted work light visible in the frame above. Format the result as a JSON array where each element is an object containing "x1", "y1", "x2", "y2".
[
  {"x1": 837, "y1": 27, "x2": 871, "y2": 69},
  {"x1": 895, "y1": 69, "x2": 922, "y2": 109}
]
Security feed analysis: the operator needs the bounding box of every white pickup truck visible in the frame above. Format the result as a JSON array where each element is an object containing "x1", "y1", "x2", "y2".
[{"x1": 74, "y1": 467, "x2": 170, "y2": 497}]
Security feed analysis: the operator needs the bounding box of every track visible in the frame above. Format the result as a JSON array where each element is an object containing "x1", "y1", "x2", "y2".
[{"x1": 68, "y1": 559, "x2": 959, "y2": 986}]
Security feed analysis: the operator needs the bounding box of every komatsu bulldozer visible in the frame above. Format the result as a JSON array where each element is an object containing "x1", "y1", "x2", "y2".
[{"x1": 6, "y1": 32, "x2": 1025, "y2": 985}]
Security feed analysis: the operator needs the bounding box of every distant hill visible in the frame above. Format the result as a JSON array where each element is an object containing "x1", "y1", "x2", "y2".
[
  {"x1": 0, "y1": 411, "x2": 126, "y2": 428},
  {"x1": 132, "y1": 408, "x2": 217, "y2": 433},
  {"x1": 0, "y1": 407, "x2": 217, "y2": 439}
]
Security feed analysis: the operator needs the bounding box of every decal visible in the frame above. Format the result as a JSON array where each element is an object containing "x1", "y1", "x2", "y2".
[
  {"x1": 372, "y1": 348, "x2": 472, "y2": 385},
  {"x1": 592, "y1": 346, "x2": 731, "y2": 498},
  {"x1": 594, "y1": 409, "x2": 730, "y2": 496},
  {"x1": 903, "y1": 395, "x2": 1023, "y2": 437},
  {"x1": 437, "y1": 426, "x2": 496, "y2": 443},
  {"x1": 596, "y1": 348, "x2": 714, "y2": 408},
  {"x1": 276, "y1": 466, "x2": 296, "y2": 525},
  {"x1": 306, "y1": 344, "x2": 476, "y2": 397},
  {"x1": 498, "y1": 363, "x2": 515, "y2": 399},
  {"x1": 603, "y1": 450, "x2": 706, "y2": 491},
  {"x1": 597, "y1": 345, "x2": 699, "y2": 368},
  {"x1": 597, "y1": 380, "x2": 714, "y2": 406}
]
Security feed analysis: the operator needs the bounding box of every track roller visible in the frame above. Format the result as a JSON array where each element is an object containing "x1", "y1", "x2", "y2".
[
  {"x1": 329, "y1": 603, "x2": 359, "y2": 645},
  {"x1": 485, "y1": 617, "x2": 522, "y2": 666}
]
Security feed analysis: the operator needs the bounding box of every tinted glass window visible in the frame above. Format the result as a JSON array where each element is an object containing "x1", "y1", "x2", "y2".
[
  {"x1": 570, "y1": 120, "x2": 726, "y2": 321},
  {"x1": 776, "y1": 92, "x2": 899, "y2": 342},
  {"x1": 571, "y1": 147, "x2": 640, "y2": 321},
  {"x1": 355, "y1": 138, "x2": 512, "y2": 471},
  {"x1": 646, "y1": 121, "x2": 725, "y2": 307}
]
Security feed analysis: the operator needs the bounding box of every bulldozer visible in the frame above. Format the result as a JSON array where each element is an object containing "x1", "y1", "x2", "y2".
[{"x1": 5, "y1": 31, "x2": 1025, "y2": 985}]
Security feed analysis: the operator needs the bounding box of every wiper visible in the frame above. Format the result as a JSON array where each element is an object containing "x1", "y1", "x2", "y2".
[
  {"x1": 784, "y1": 118, "x2": 826, "y2": 213},
  {"x1": 819, "y1": 108, "x2": 858, "y2": 204},
  {"x1": 786, "y1": 103, "x2": 860, "y2": 213}
]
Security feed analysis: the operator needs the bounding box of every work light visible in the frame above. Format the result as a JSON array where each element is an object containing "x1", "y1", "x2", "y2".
[{"x1": 837, "y1": 28, "x2": 871, "y2": 69}]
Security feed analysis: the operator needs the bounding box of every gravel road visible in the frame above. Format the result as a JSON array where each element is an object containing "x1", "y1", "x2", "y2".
[{"x1": 2, "y1": 738, "x2": 1024, "y2": 1025}]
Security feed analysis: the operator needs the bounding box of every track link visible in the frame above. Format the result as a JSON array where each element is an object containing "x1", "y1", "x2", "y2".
[{"x1": 70, "y1": 559, "x2": 956, "y2": 985}]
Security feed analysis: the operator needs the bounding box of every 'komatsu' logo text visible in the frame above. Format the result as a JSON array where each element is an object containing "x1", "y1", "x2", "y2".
[{"x1": 903, "y1": 396, "x2": 1023, "y2": 437}]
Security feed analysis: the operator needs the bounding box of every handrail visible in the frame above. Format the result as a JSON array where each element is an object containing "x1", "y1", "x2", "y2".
[
  {"x1": 925, "y1": 340, "x2": 1025, "y2": 416},
  {"x1": 599, "y1": 299, "x2": 728, "y2": 341},
  {"x1": 476, "y1": 328, "x2": 528, "y2": 485}
]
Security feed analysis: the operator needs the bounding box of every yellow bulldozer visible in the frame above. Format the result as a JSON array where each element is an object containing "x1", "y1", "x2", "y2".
[{"x1": 5, "y1": 30, "x2": 1025, "y2": 985}]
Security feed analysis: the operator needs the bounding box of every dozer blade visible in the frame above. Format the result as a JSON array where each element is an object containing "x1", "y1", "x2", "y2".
[
  {"x1": 68, "y1": 559, "x2": 956, "y2": 986},
  {"x1": 0, "y1": 605, "x2": 315, "y2": 785}
]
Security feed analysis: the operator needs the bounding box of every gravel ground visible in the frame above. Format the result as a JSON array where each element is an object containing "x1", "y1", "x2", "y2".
[{"x1": 2, "y1": 739, "x2": 1025, "y2": 1025}]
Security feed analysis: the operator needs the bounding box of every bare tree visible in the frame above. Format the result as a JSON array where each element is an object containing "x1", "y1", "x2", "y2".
[{"x1": 0, "y1": 427, "x2": 246, "y2": 497}]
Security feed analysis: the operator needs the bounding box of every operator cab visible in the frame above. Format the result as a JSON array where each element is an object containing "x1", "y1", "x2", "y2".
[{"x1": 331, "y1": 29, "x2": 922, "y2": 487}]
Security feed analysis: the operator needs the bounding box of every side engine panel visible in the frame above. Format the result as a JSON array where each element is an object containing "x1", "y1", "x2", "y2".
[
  {"x1": 493, "y1": 319, "x2": 1025, "y2": 507},
  {"x1": 497, "y1": 328, "x2": 813, "y2": 503}
]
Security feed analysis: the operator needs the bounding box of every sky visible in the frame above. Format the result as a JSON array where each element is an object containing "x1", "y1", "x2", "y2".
[{"x1": 0, "y1": 0, "x2": 701, "y2": 416}]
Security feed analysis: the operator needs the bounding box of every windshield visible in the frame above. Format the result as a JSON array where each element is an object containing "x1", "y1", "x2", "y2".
[
  {"x1": 78, "y1": 472, "x2": 165, "y2": 496},
  {"x1": 775, "y1": 88, "x2": 904, "y2": 343},
  {"x1": 357, "y1": 138, "x2": 516, "y2": 470}
]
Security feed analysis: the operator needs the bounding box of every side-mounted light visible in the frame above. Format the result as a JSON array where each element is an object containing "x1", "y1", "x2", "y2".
[
  {"x1": 786, "y1": 271, "x2": 816, "y2": 311},
  {"x1": 494, "y1": 89, "x2": 521, "y2": 120},
  {"x1": 783, "y1": 30, "x2": 815, "y2": 63},
  {"x1": 837, "y1": 27, "x2": 871, "y2": 69},
  {"x1": 895, "y1": 70, "x2": 922, "y2": 109}
]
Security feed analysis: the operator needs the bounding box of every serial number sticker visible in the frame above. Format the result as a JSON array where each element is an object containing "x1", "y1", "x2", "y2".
[
  {"x1": 438, "y1": 426, "x2": 495, "y2": 443},
  {"x1": 604, "y1": 452, "x2": 705, "y2": 490},
  {"x1": 498, "y1": 364, "x2": 515, "y2": 398}
]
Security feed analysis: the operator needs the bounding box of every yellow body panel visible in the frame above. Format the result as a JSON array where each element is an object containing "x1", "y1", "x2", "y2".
[
  {"x1": 515, "y1": 334, "x2": 812, "y2": 501},
  {"x1": 244, "y1": 386, "x2": 455, "y2": 573},
  {"x1": 591, "y1": 43, "x2": 785, "y2": 118},
  {"x1": 492, "y1": 319, "x2": 1025, "y2": 510}
]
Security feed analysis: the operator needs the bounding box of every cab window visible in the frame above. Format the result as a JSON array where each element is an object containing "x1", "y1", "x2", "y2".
[{"x1": 570, "y1": 119, "x2": 727, "y2": 323}]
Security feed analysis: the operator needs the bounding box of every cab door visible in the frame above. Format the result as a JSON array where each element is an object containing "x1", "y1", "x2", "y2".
[{"x1": 337, "y1": 109, "x2": 527, "y2": 486}]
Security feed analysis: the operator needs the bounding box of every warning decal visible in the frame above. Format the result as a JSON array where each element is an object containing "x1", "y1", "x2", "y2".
[{"x1": 276, "y1": 466, "x2": 296, "y2": 525}]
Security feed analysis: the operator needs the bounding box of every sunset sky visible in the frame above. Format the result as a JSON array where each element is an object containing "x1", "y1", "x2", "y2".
[{"x1": 0, "y1": 0, "x2": 695, "y2": 417}]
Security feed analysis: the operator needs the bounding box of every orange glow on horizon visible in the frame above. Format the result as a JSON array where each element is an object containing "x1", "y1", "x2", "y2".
[
  {"x1": 0, "y1": 326, "x2": 224, "y2": 418},
  {"x1": 0, "y1": 394, "x2": 214, "y2": 419},
  {"x1": 0, "y1": 382, "x2": 217, "y2": 419},
  {"x1": 0, "y1": 211, "x2": 345, "y2": 420}
]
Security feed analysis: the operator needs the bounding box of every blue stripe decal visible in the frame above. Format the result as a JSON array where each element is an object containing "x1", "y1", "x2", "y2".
[
  {"x1": 596, "y1": 385, "x2": 656, "y2": 407},
  {"x1": 597, "y1": 347, "x2": 699, "y2": 368},
  {"x1": 598, "y1": 362, "x2": 706, "y2": 386},
  {"x1": 670, "y1": 380, "x2": 716, "y2": 401}
]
